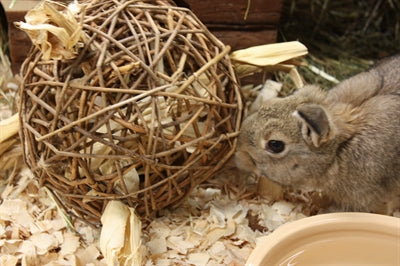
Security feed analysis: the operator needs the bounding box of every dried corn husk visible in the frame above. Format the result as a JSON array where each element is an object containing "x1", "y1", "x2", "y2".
[
  {"x1": 15, "y1": 1, "x2": 85, "y2": 60},
  {"x1": 248, "y1": 80, "x2": 282, "y2": 114},
  {"x1": 100, "y1": 201, "x2": 142, "y2": 266},
  {"x1": 230, "y1": 41, "x2": 308, "y2": 66},
  {"x1": 0, "y1": 113, "x2": 18, "y2": 143},
  {"x1": 230, "y1": 41, "x2": 308, "y2": 88}
]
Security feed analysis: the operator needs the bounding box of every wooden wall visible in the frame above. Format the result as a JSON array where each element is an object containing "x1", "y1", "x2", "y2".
[{"x1": 2, "y1": 0, "x2": 282, "y2": 73}]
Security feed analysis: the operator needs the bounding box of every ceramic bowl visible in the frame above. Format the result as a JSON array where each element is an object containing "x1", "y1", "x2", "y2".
[{"x1": 246, "y1": 212, "x2": 400, "y2": 265}]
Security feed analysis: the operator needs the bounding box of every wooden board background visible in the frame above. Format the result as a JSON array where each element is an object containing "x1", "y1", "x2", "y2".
[
  {"x1": 182, "y1": 0, "x2": 282, "y2": 26},
  {"x1": 2, "y1": 0, "x2": 282, "y2": 73}
]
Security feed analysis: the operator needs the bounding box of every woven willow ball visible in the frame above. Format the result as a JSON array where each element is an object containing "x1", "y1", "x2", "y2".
[{"x1": 19, "y1": 0, "x2": 243, "y2": 224}]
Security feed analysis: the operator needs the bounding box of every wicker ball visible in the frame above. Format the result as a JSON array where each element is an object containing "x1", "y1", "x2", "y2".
[{"x1": 19, "y1": 0, "x2": 243, "y2": 224}]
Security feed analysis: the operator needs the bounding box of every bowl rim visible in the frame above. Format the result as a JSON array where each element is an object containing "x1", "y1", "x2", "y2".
[{"x1": 246, "y1": 212, "x2": 400, "y2": 266}]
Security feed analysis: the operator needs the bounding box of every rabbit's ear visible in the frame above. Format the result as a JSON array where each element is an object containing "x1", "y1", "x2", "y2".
[{"x1": 293, "y1": 104, "x2": 335, "y2": 148}]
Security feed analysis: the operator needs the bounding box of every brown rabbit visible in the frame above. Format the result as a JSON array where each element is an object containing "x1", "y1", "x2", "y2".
[{"x1": 235, "y1": 55, "x2": 400, "y2": 213}]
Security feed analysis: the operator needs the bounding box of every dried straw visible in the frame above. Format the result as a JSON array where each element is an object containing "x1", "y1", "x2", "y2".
[{"x1": 277, "y1": 0, "x2": 399, "y2": 92}]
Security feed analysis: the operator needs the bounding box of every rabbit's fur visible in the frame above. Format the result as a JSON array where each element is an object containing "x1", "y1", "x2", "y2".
[{"x1": 235, "y1": 55, "x2": 400, "y2": 213}]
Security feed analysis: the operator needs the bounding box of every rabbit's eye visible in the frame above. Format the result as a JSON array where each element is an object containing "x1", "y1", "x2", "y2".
[{"x1": 267, "y1": 140, "x2": 285, "y2": 153}]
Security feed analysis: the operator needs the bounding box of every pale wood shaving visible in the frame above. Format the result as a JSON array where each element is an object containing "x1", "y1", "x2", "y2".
[{"x1": 0, "y1": 169, "x2": 106, "y2": 265}]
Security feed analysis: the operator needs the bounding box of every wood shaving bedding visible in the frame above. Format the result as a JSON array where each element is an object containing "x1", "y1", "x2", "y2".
[
  {"x1": 143, "y1": 186, "x2": 306, "y2": 265},
  {"x1": 0, "y1": 164, "x2": 308, "y2": 265},
  {"x1": 0, "y1": 168, "x2": 104, "y2": 265}
]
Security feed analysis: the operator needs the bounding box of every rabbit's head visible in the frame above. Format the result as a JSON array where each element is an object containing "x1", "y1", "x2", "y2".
[{"x1": 235, "y1": 85, "x2": 340, "y2": 188}]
